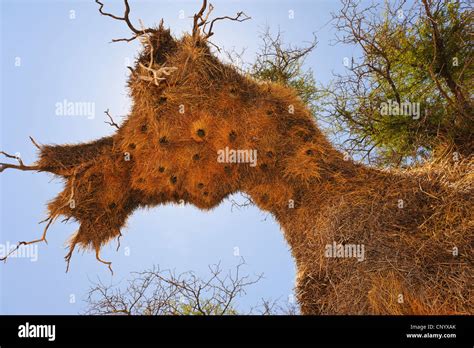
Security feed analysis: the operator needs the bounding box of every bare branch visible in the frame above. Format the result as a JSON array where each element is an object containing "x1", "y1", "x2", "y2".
[
  {"x1": 205, "y1": 11, "x2": 251, "y2": 39},
  {"x1": 0, "y1": 150, "x2": 40, "y2": 173},
  {"x1": 84, "y1": 259, "x2": 269, "y2": 315},
  {"x1": 29, "y1": 136, "x2": 42, "y2": 150},
  {"x1": 0, "y1": 215, "x2": 56, "y2": 262},
  {"x1": 192, "y1": 0, "x2": 209, "y2": 39},
  {"x1": 0, "y1": 151, "x2": 23, "y2": 166},
  {"x1": 95, "y1": 247, "x2": 114, "y2": 275},
  {"x1": 95, "y1": 0, "x2": 156, "y2": 43},
  {"x1": 104, "y1": 109, "x2": 120, "y2": 129},
  {"x1": 192, "y1": 0, "x2": 251, "y2": 41},
  {"x1": 135, "y1": 31, "x2": 178, "y2": 85}
]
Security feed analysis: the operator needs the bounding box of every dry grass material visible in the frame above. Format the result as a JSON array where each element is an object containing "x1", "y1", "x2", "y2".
[
  {"x1": 288, "y1": 158, "x2": 473, "y2": 314},
  {"x1": 1, "y1": 1, "x2": 472, "y2": 314}
]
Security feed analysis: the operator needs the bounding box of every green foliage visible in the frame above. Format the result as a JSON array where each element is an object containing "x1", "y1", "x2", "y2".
[
  {"x1": 250, "y1": 28, "x2": 321, "y2": 116},
  {"x1": 177, "y1": 302, "x2": 238, "y2": 315},
  {"x1": 325, "y1": 0, "x2": 473, "y2": 166}
]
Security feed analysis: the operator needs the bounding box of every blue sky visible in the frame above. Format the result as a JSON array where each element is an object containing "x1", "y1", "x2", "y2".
[{"x1": 0, "y1": 0, "x2": 361, "y2": 314}]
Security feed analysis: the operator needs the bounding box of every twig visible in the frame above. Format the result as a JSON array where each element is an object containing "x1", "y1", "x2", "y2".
[
  {"x1": 0, "y1": 150, "x2": 40, "y2": 173},
  {"x1": 95, "y1": 0, "x2": 156, "y2": 43},
  {"x1": 104, "y1": 109, "x2": 120, "y2": 129}
]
